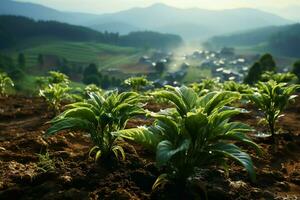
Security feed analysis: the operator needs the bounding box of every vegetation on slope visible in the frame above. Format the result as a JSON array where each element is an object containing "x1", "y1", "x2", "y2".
[
  {"x1": 206, "y1": 23, "x2": 300, "y2": 57},
  {"x1": 0, "y1": 15, "x2": 183, "y2": 50}
]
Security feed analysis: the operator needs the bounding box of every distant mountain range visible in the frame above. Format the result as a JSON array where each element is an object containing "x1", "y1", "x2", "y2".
[
  {"x1": 0, "y1": 0, "x2": 293, "y2": 40},
  {"x1": 0, "y1": 0, "x2": 99, "y2": 24}
]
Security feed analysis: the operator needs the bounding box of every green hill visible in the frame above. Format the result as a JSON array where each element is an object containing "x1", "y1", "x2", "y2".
[
  {"x1": 0, "y1": 15, "x2": 182, "y2": 50},
  {"x1": 0, "y1": 15, "x2": 119, "y2": 49},
  {"x1": 7, "y1": 40, "x2": 145, "y2": 73},
  {"x1": 0, "y1": 15, "x2": 183, "y2": 75},
  {"x1": 205, "y1": 23, "x2": 300, "y2": 58}
]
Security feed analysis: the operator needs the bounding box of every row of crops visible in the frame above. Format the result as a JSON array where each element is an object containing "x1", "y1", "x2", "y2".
[{"x1": 0, "y1": 70, "x2": 299, "y2": 193}]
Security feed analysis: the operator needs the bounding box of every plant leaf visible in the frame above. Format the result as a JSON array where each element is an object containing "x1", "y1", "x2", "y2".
[
  {"x1": 156, "y1": 139, "x2": 190, "y2": 167},
  {"x1": 211, "y1": 143, "x2": 256, "y2": 181},
  {"x1": 113, "y1": 127, "x2": 162, "y2": 151},
  {"x1": 46, "y1": 118, "x2": 93, "y2": 136}
]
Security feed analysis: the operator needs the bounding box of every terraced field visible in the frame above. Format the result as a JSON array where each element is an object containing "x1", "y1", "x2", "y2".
[{"x1": 9, "y1": 40, "x2": 145, "y2": 71}]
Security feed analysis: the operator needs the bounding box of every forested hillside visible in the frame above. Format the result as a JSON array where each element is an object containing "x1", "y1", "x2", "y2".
[
  {"x1": 268, "y1": 24, "x2": 300, "y2": 57},
  {"x1": 206, "y1": 23, "x2": 300, "y2": 57},
  {"x1": 0, "y1": 16, "x2": 182, "y2": 50},
  {"x1": 205, "y1": 26, "x2": 282, "y2": 47},
  {"x1": 0, "y1": 15, "x2": 119, "y2": 49},
  {"x1": 119, "y1": 31, "x2": 182, "y2": 49}
]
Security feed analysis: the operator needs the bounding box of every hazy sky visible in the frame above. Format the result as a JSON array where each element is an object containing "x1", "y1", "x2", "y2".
[{"x1": 16, "y1": 0, "x2": 300, "y2": 18}]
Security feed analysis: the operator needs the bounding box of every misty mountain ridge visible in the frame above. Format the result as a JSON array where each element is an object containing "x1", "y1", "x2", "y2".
[
  {"x1": 205, "y1": 23, "x2": 300, "y2": 57},
  {"x1": 0, "y1": 0, "x2": 100, "y2": 25},
  {"x1": 0, "y1": 0, "x2": 293, "y2": 40}
]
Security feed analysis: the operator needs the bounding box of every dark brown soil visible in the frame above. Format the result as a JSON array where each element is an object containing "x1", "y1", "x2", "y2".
[{"x1": 0, "y1": 95, "x2": 300, "y2": 200}]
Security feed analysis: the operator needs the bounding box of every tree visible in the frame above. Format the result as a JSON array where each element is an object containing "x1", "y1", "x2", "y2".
[
  {"x1": 244, "y1": 62, "x2": 262, "y2": 84},
  {"x1": 83, "y1": 63, "x2": 98, "y2": 77},
  {"x1": 83, "y1": 63, "x2": 100, "y2": 85},
  {"x1": 100, "y1": 75, "x2": 110, "y2": 89},
  {"x1": 38, "y1": 54, "x2": 44, "y2": 66},
  {"x1": 83, "y1": 74, "x2": 100, "y2": 86},
  {"x1": 244, "y1": 54, "x2": 277, "y2": 85},
  {"x1": 155, "y1": 62, "x2": 165, "y2": 75},
  {"x1": 18, "y1": 53, "x2": 26, "y2": 69},
  {"x1": 292, "y1": 60, "x2": 300, "y2": 82},
  {"x1": 57, "y1": 58, "x2": 71, "y2": 76},
  {"x1": 259, "y1": 53, "x2": 276, "y2": 72}
]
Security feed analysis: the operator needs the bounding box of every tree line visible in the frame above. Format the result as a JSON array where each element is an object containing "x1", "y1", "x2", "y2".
[
  {"x1": 268, "y1": 24, "x2": 300, "y2": 57},
  {"x1": 205, "y1": 23, "x2": 300, "y2": 58},
  {"x1": 0, "y1": 15, "x2": 183, "y2": 50},
  {"x1": 244, "y1": 53, "x2": 300, "y2": 84}
]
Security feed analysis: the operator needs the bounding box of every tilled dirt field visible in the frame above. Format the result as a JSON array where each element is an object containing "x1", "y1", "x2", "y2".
[{"x1": 0, "y1": 96, "x2": 300, "y2": 200}]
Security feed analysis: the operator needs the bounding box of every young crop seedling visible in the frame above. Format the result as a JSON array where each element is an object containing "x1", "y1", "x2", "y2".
[
  {"x1": 84, "y1": 84, "x2": 103, "y2": 96},
  {"x1": 39, "y1": 71, "x2": 72, "y2": 113},
  {"x1": 46, "y1": 91, "x2": 144, "y2": 161},
  {"x1": 248, "y1": 80, "x2": 300, "y2": 149},
  {"x1": 223, "y1": 81, "x2": 252, "y2": 95},
  {"x1": 0, "y1": 72, "x2": 14, "y2": 97},
  {"x1": 223, "y1": 81, "x2": 252, "y2": 104},
  {"x1": 36, "y1": 151, "x2": 56, "y2": 173},
  {"x1": 35, "y1": 76, "x2": 49, "y2": 90},
  {"x1": 39, "y1": 83, "x2": 71, "y2": 114},
  {"x1": 115, "y1": 86, "x2": 260, "y2": 190},
  {"x1": 124, "y1": 76, "x2": 152, "y2": 92},
  {"x1": 190, "y1": 78, "x2": 222, "y2": 96},
  {"x1": 47, "y1": 71, "x2": 70, "y2": 85},
  {"x1": 36, "y1": 71, "x2": 70, "y2": 91},
  {"x1": 260, "y1": 71, "x2": 298, "y2": 84}
]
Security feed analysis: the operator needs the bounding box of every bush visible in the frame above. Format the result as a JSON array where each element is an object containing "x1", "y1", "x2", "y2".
[{"x1": 0, "y1": 72, "x2": 14, "y2": 97}]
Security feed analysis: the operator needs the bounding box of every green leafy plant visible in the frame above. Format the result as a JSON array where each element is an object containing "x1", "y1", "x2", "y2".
[
  {"x1": 260, "y1": 71, "x2": 298, "y2": 84},
  {"x1": 36, "y1": 71, "x2": 70, "y2": 90},
  {"x1": 223, "y1": 81, "x2": 252, "y2": 104},
  {"x1": 115, "y1": 86, "x2": 260, "y2": 189},
  {"x1": 35, "y1": 76, "x2": 48, "y2": 89},
  {"x1": 36, "y1": 151, "x2": 56, "y2": 173},
  {"x1": 46, "y1": 91, "x2": 144, "y2": 161},
  {"x1": 223, "y1": 81, "x2": 252, "y2": 94},
  {"x1": 84, "y1": 84, "x2": 103, "y2": 96},
  {"x1": 247, "y1": 80, "x2": 300, "y2": 147},
  {"x1": 124, "y1": 76, "x2": 152, "y2": 92},
  {"x1": 190, "y1": 78, "x2": 222, "y2": 96},
  {"x1": 39, "y1": 71, "x2": 72, "y2": 113},
  {"x1": 0, "y1": 72, "x2": 14, "y2": 97},
  {"x1": 39, "y1": 83, "x2": 71, "y2": 113},
  {"x1": 47, "y1": 71, "x2": 70, "y2": 85}
]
